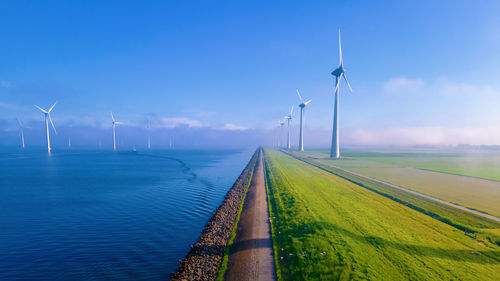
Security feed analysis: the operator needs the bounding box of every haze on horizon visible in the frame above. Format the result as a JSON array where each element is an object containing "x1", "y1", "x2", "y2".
[{"x1": 1, "y1": 0, "x2": 500, "y2": 149}]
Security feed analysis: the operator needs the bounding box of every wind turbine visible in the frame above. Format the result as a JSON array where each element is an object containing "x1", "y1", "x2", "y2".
[
  {"x1": 34, "y1": 102, "x2": 57, "y2": 153},
  {"x1": 279, "y1": 120, "x2": 285, "y2": 148},
  {"x1": 111, "y1": 112, "x2": 122, "y2": 151},
  {"x1": 16, "y1": 118, "x2": 25, "y2": 149},
  {"x1": 296, "y1": 90, "x2": 312, "y2": 152},
  {"x1": 284, "y1": 107, "x2": 293, "y2": 150},
  {"x1": 330, "y1": 29, "x2": 352, "y2": 158}
]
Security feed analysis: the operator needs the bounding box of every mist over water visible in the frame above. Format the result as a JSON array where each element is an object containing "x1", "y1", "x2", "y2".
[{"x1": 0, "y1": 148, "x2": 254, "y2": 280}]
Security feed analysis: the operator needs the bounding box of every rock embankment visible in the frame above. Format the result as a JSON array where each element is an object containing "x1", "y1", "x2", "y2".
[{"x1": 170, "y1": 148, "x2": 260, "y2": 281}]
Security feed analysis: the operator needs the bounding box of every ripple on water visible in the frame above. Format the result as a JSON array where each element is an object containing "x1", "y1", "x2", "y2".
[{"x1": 0, "y1": 149, "x2": 254, "y2": 280}]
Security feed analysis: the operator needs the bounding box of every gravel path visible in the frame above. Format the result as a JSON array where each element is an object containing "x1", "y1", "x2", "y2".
[{"x1": 224, "y1": 151, "x2": 276, "y2": 281}]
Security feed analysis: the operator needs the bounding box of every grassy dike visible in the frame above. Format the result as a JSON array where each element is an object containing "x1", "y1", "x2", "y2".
[
  {"x1": 287, "y1": 151, "x2": 500, "y2": 246},
  {"x1": 263, "y1": 149, "x2": 500, "y2": 280},
  {"x1": 171, "y1": 148, "x2": 260, "y2": 281}
]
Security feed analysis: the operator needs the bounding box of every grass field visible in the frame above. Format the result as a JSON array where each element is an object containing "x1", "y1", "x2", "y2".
[
  {"x1": 344, "y1": 150, "x2": 500, "y2": 181},
  {"x1": 300, "y1": 150, "x2": 500, "y2": 217},
  {"x1": 264, "y1": 149, "x2": 500, "y2": 280}
]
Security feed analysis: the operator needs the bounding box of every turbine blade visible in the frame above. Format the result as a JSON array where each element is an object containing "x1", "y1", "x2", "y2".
[
  {"x1": 304, "y1": 99, "x2": 312, "y2": 105},
  {"x1": 338, "y1": 29, "x2": 343, "y2": 66},
  {"x1": 296, "y1": 89, "x2": 303, "y2": 103},
  {"x1": 34, "y1": 105, "x2": 48, "y2": 114},
  {"x1": 335, "y1": 74, "x2": 342, "y2": 92},
  {"x1": 49, "y1": 114, "x2": 57, "y2": 134},
  {"x1": 17, "y1": 118, "x2": 23, "y2": 128},
  {"x1": 111, "y1": 112, "x2": 115, "y2": 122},
  {"x1": 290, "y1": 106, "x2": 294, "y2": 116},
  {"x1": 48, "y1": 101, "x2": 58, "y2": 113},
  {"x1": 343, "y1": 73, "x2": 353, "y2": 92}
]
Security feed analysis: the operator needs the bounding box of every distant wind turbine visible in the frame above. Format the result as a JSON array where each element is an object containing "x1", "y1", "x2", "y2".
[
  {"x1": 330, "y1": 29, "x2": 352, "y2": 158},
  {"x1": 68, "y1": 137, "x2": 71, "y2": 148},
  {"x1": 279, "y1": 120, "x2": 285, "y2": 147},
  {"x1": 296, "y1": 90, "x2": 312, "y2": 152},
  {"x1": 34, "y1": 102, "x2": 57, "y2": 153},
  {"x1": 111, "y1": 112, "x2": 122, "y2": 151},
  {"x1": 16, "y1": 118, "x2": 25, "y2": 149},
  {"x1": 284, "y1": 107, "x2": 293, "y2": 150}
]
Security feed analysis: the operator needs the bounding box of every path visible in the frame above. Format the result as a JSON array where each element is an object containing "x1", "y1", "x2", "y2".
[{"x1": 224, "y1": 150, "x2": 276, "y2": 281}]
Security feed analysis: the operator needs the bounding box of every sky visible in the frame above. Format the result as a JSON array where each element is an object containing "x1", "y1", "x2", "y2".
[{"x1": 1, "y1": 0, "x2": 500, "y2": 149}]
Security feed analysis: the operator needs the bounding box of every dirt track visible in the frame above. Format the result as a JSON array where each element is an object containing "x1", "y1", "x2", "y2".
[{"x1": 224, "y1": 151, "x2": 276, "y2": 281}]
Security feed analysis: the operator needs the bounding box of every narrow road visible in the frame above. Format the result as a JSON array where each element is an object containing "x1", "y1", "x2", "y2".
[{"x1": 224, "y1": 151, "x2": 276, "y2": 281}]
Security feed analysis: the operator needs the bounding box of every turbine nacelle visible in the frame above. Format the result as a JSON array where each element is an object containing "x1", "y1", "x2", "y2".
[
  {"x1": 297, "y1": 89, "x2": 312, "y2": 108},
  {"x1": 34, "y1": 102, "x2": 57, "y2": 134}
]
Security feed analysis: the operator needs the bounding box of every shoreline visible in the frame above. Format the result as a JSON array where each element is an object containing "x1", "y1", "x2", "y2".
[{"x1": 170, "y1": 148, "x2": 260, "y2": 281}]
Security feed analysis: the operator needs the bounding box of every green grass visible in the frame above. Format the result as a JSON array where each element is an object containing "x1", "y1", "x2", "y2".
[
  {"x1": 315, "y1": 157, "x2": 500, "y2": 217},
  {"x1": 264, "y1": 149, "x2": 500, "y2": 280},
  {"x1": 342, "y1": 150, "x2": 500, "y2": 181}
]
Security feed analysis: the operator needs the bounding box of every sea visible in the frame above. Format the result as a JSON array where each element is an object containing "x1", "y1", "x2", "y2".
[{"x1": 0, "y1": 148, "x2": 255, "y2": 280}]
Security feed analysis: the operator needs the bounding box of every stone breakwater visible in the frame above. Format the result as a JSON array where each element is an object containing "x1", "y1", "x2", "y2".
[{"x1": 170, "y1": 148, "x2": 260, "y2": 281}]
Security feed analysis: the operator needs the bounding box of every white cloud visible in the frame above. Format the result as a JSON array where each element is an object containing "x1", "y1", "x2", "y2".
[
  {"x1": 382, "y1": 76, "x2": 497, "y2": 98},
  {"x1": 342, "y1": 126, "x2": 500, "y2": 146},
  {"x1": 159, "y1": 117, "x2": 204, "y2": 128},
  {"x1": 215, "y1": 123, "x2": 248, "y2": 131},
  {"x1": 0, "y1": 101, "x2": 21, "y2": 110},
  {"x1": 382, "y1": 77, "x2": 425, "y2": 96}
]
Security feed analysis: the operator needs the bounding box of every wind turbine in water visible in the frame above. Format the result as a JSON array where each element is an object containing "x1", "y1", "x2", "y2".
[
  {"x1": 34, "y1": 102, "x2": 57, "y2": 153},
  {"x1": 16, "y1": 118, "x2": 25, "y2": 149},
  {"x1": 284, "y1": 107, "x2": 293, "y2": 150},
  {"x1": 296, "y1": 90, "x2": 312, "y2": 152},
  {"x1": 330, "y1": 29, "x2": 352, "y2": 158},
  {"x1": 111, "y1": 112, "x2": 122, "y2": 151}
]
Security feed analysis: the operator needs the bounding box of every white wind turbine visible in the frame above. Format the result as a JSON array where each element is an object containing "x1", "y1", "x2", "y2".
[
  {"x1": 16, "y1": 118, "x2": 25, "y2": 149},
  {"x1": 279, "y1": 120, "x2": 285, "y2": 148},
  {"x1": 330, "y1": 29, "x2": 352, "y2": 158},
  {"x1": 284, "y1": 107, "x2": 293, "y2": 150},
  {"x1": 34, "y1": 102, "x2": 57, "y2": 153},
  {"x1": 111, "y1": 112, "x2": 122, "y2": 151},
  {"x1": 296, "y1": 90, "x2": 312, "y2": 152}
]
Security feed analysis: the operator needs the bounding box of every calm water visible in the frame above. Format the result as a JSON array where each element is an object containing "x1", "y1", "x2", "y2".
[{"x1": 0, "y1": 148, "x2": 254, "y2": 280}]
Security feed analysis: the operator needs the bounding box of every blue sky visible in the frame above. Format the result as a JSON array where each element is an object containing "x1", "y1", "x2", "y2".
[{"x1": 1, "y1": 0, "x2": 500, "y2": 148}]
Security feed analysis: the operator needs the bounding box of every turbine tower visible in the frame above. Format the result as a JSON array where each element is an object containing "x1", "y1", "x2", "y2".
[
  {"x1": 284, "y1": 107, "x2": 293, "y2": 150},
  {"x1": 34, "y1": 102, "x2": 57, "y2": 153},
  {"x1": 296, "y1": 90, "x2": 312, "y2": 152},
  {"x1": 111, "y1": 112, "x2": 122, "y2": 151},
  {"x1": 17, "y1": 118, "x2": 25, "y2": 149},
  {"x1": 279, "y1": 120, "x2": 285, "y2": 148},
  {"x1": 330, "y1": 29, "x2": 352, "y2": 158}
]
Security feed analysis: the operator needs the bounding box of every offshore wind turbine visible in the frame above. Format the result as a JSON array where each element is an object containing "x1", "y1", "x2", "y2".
[
  {"x1": 111, "y1": 112, "x2": 122, "y2": 151},
  {"x1": 330, "y1": 29, "x2": 353, "y2": 158},
  {"x1": 34, "y1": 102, "x2": 57, "y2": 153},
  {"x1": 284, "y1": 107, "x2": 293, "y2": 150},
  {"x1": 16, "y1": 118, "x2": 25, "y2": 149},
  {"x1": 296, "y1": 90, "x2": 312, "y2": 152}
]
